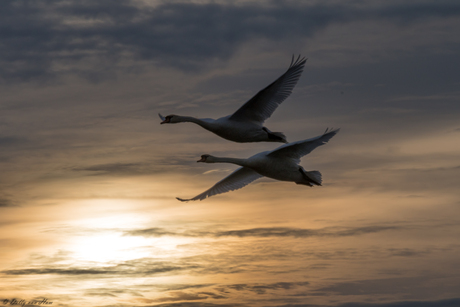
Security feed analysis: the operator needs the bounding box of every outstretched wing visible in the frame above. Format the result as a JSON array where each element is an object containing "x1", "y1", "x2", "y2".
[
  {"x1": 267, "y1": 128, "x2": 340, "y2": 164},
  {"x1": 177, "y1": 167, "x2": 262, "y2": 202},
  {"x1": 229, "y1": 55, "x2": 307, "y2": 124}
]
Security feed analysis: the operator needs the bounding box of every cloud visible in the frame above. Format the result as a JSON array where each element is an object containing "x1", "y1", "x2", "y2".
[
  {"x1": 1, "y1": 0, "x2": 460, "y2": 83},
  {"x1": 0, "y1": 197, "x2": 15, "y2": 207},
  {"x1": 387, "y1": 248, "x2": 432, "y2": 257},
  {"x1": 155, "y1": 291, "x2": 226, "y2": 302},
  {"x1": 2, "y1": 268, "x2": 115, "y2": 275},
  {"x1": 73, "y1": 162, "x2": 156, "y2": 176},
  {"x1": 145, "y1": 303, "x2": 242, "y2": 307},
  {"x1": 72, "y1": 156, "x2": 199, "y2": 176},
  {"x1": 84, "y1": 288, "x2": 144, "y2": 298},
  {"x1": 1, "y1": 260, "x2": 193, "y2": 276},
  {"x1": 0, "y1": 136, "x2": 29, "y2": 164},
  {"x1": 269, "y1": 298, "x2": 460, "y2": 307},
  {"x1": 0, "y1": 136, "x2": 25, "y2": 146},
  {"x1": 218, "y1": 282, "x2": 310, "y2": 295},
  {"x1": 124, "y1": 227, "x2": 178, "y2": 237},
  {"x1": 202, "y1": 169, "x2": 232, "y2": 175},
  {"x1": 335, "y1": 298, "x2": 460, "y2": 307},
  {"x1": 124, "y1": 225, "x2": 402, "y2": 238},
  {"x1": 137, "y1": 298, "x2": 460, "y2": 307},
  {"x1": 313, "y1": 276, "x2": 460, "y2": 299},
  {"x1": 214, "y1": 226, "x2": 401, "y2": 238}
]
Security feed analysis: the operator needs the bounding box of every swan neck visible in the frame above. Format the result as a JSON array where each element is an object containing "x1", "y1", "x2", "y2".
[
  {"x1": 178, "y1": 116, "x2": 209, "y2": 127},
  {"x1": 211, "y1": 157, "x2": 248, "y2": 167}
]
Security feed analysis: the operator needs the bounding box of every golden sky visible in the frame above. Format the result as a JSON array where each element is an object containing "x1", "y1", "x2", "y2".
[{"x1": 1, "y1": 1, "x2": 460, "y2": 307}]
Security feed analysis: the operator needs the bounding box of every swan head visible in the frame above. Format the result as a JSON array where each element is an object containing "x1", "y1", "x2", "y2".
[
  {"x1": 159, "y1": 114, "x2": 180, "y2": 124},
  {"x1": 197, "y1": 154, "x2": 216, "y2": 163}
]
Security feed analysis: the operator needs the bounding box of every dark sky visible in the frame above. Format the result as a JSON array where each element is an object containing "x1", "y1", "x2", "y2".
[{"x1": 1, "y1": 1, "x2": 460, "y2": 306}]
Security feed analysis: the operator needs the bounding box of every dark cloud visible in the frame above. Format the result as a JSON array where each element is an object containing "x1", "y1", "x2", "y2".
[
  {"x1": 84, "y1": 292, "x2": 117, "y2": 297},
  {"x1": 1, "y1": 0, "x2": 460, "y2": 82},
  {"x1": 155, "y1": 291, "x2": 226, "y2": 302},
  {"x1": 73, "y1": 162, "x2": 156, "y2": 176},
  {"x1": 0, "y1": 197, "x2": 15, "y2": 207},
  {"x1": 145, "y1": 303, "x2": 242, "y2": 307},
  {"x1": 274, "y1": 298, "x2": 460, "y2": 307},
  {"x1": 124, "y1": 225, "x2": 402, "y2": 238},
  {"x1": 124, "y1": 227, "x2": 178, "y2": 237},
  {"x1": 336, "y1": 298, "x2": 460, "y2": 307},
  {"x1": 387, "y1": 248, "x2": 432, "y2": 257},
  {"x1": 197, "y1": 292, "x2": 227, "y2": 300},
  {"x1": 158, "y1": 284, "x2": 216, "y2": 292},
  {"x1": 72, "y1": 156, "x2": 200, "y2": 176},
  {"x1": 215, "y1": 226, "x2": 401, "y2": 238},
  {"x1": 219, "y1": 282, "x2": 309, "y2": 295},
  {"x1": 0, "y1": 136, "x2": 29, "y2": 164},
  {"x1": 313, "y1": 276, "x2": 460, "y2": 299},
  {"x1": 2, "y1": 268, "x2": 114, "y2": 275},
  {"x1": 1, "y1": 260, "x2": 193, "y2": 276},
  {"x1": 0, "y1": 136, "x2": 25, "y2": 146},
  {"x1": 84, "y1": 288, "x2": 143, "y2": 298}
]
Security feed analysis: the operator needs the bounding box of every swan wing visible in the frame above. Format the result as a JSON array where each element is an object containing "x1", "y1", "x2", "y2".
[
  {"x1": 229, "y1": 55, "x2": 307, "y2": 124},
  {"x1": 267, "y1": 128, "x2": 340, "y2": 163},
  {"x1": 177, "y1": 167, "x2": 262, "y2": 202}
]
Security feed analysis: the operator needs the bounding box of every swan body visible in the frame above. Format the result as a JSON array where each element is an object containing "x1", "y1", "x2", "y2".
[
  {"x1": 159, "y1": 55, "x2": 307, "y2": 143},
  {"x1": 177, "y1": 128, "x2": 339, "y2": 201}
]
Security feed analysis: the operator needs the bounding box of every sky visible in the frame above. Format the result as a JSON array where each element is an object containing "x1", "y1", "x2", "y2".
[{"x1": 1, "y1": 0, "x2": 460, "y2": 306}]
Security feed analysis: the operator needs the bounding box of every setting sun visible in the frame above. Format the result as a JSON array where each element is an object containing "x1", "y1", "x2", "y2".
[{"x1": 70, "y1": 233, "x2": 150, "y2": 263}]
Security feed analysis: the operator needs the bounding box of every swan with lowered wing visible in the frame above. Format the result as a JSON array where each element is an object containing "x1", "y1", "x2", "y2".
[{"x1": 177, "y1": 128, "x2": 339, "y2": 201}]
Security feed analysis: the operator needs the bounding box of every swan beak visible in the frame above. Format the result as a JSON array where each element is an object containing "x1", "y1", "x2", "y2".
[
  {"x1": 197, "y1": 157, "x2": 206, "y2": 162},
  {"x1": 159, "y1": 113, "x2": 167, "y2": 124}
]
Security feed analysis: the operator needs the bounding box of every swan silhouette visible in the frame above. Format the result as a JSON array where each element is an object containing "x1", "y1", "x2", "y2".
[
  {"x1": 177, "y1": 128, "x2": 339, "y2": 201},
  {"x1": 159, "y1": 55, "x2": 307, "y2": 143}
]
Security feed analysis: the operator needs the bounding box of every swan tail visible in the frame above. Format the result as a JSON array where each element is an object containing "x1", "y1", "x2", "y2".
[
  {"x1": 299, "y1": 167, "x2": 322, "y2": 186},
  {"x1": 306, "y1": 170, "x2": 322, "y2": 186}
]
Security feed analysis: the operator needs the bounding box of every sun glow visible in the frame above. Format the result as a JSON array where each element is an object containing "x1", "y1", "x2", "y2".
[
  {"x1": 65, "y1": 200, "x2": 200, "y2": 264},
  {"x1": 70, "y1": 233, "x2": 198, "y2": 264},
  {"x1": 71, "y1": 233, "x2": 151, "y2": 263}
]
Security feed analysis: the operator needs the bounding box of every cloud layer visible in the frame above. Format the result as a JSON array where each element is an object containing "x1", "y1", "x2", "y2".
[
  {"x1": 2, "y1": 0, "x2": 460, "y2": 82},
  {"x1": 1, "y1": 0, "x2": 460, "y2": 306}
]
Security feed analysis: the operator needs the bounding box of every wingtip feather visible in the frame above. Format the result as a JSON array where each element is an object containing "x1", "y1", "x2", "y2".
[
  {"x1": 324, "y1": 127, "x2": 340, "y2": 135},
  {"x1": 289, "y1": 54, "x2": 307, "y2": 68}
]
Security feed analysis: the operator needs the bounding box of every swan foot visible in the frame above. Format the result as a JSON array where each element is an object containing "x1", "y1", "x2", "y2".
[
  {"x1": 262, "y1": 127, "x2": 287, "y2": 143},
  {"x1": 296, "y1": 181, "x2": 314, "y2": 187}
]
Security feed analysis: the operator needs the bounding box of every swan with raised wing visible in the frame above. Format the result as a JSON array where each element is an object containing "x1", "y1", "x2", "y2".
[
  {"x1": 177, "y1": 128, "x2": 339, "y2": 201},
  {"x1": 159, "y1": 55, "x2": 307, "y2": 143}
]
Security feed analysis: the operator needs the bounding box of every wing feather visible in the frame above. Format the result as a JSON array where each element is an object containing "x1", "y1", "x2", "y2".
[
  {"x1": 177, "y1": 167, "x2": 262, "y2": 202},
  {"x1": 229, "y1": 55, "x2": 307, "y2": 124},
  {"x1": 267, "y1": 128, "x2": 340, "y2": 163}
]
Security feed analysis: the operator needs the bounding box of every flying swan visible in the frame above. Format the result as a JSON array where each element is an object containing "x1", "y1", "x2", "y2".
[
  {"x1": 177, "y1": 128, "x2": 339, "y2": 201},
  {"x1": 159, "y1": 55, "x2": 307, "y2": 143}
]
